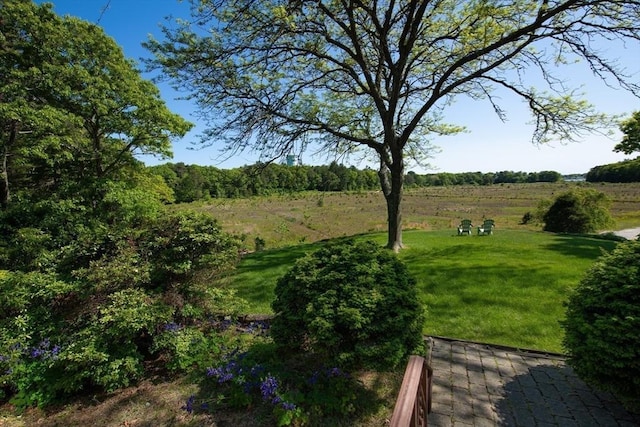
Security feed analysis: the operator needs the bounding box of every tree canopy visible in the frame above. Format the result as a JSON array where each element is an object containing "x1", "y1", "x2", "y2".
[
  {"x1": 0, "y1": 0, "x2": 192, "y2": 209},
  {"x1": 147, "y1": 0, "x2": 640, "y2": 250},
  {"x1": 614, "y1": 111, "x2": 640, "y2": 156}
]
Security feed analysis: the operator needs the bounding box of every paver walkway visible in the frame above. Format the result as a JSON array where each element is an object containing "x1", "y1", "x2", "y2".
[
  {"x1": 426, "y1": 337, "x2": 640, "y2": 426},
  {"x1": 611, "y1": 227, "x2": 640, "y2": 240}
]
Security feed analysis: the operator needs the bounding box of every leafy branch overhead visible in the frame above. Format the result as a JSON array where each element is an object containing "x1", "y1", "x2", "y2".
[
  {"x1": 147, "y1": 0, "x2": 640, "y2": 250},
  {"x1": 615, "y1": 111, "x2": 640, "y2": 155}
]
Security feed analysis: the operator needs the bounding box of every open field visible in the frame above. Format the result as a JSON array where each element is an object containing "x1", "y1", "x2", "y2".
[{"x1": 195, "y1": 182, "x2": 640, "y2": 249}]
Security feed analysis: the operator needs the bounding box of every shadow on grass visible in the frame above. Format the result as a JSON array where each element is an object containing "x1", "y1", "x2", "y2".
[
  {"x1": 543, "y1": 234, "x2": 618, "y2": 260},
  {"x1": 229, "y1": 237, "x2": 381, "y2": 312},
  {"x1": 224, "y1": 243, "x2": 321, "y2": 312},
  {"x1": 237, "y1": 243, "x2": 317, "y2": 273}
]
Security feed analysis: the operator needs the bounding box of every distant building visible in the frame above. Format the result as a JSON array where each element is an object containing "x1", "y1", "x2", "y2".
[{"x1": 563, "y1": 174, "x2": 586, "y2": 182}]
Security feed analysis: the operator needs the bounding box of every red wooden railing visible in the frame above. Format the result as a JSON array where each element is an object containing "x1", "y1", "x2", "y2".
[{"x1": 389, "y1": 355, "x2": 433, "y2": 427}]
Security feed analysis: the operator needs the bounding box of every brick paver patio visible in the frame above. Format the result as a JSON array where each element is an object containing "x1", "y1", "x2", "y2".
[{"x1": 426, "y1": 337, "x2": 640, "y2": 426}]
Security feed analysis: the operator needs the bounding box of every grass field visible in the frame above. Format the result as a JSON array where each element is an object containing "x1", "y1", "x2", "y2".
[
  {"x1": 210, "y1": 182, "x2": 639, "y2": 353},
  {"x1": 222, "y1": 229, "x2": 620, "y2": 353},
  {"x1": 196, "y1": 182, "x2": 640, "y2": 249}
]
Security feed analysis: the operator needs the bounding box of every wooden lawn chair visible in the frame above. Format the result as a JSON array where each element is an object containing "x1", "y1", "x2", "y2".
[
  {"x1": 478, "y1": 219, "x2": 495, "y2": 235},
  {"x1": 457, "y1": 219, "x2": 473, "y2": 235}
]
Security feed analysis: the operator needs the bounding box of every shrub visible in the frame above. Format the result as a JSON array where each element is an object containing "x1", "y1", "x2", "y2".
[
  {"x1": 142, "y1": 210, "x2": 241, "y2": 285},
  {"x1": 543, "y1": 188, "x2": 613, "y2": 233},
  {"x1": 520, "y1": 211, "x2": 533, "y2": 225},
  {"x1": 562, "y1": 240, "x2": 640, "y2": 412},
  {"x1": 0, "y1": 208, "x2": 245, "y2": 408},
  {"x1": 151, "y1": 326, "x2": 227, "y2": 372},
  {"x1": 254, "y1": 236, "x2": 266, "y2": 251},
  {"x1": 270, "y1": 239, "x2": 424, "y2": 371}
]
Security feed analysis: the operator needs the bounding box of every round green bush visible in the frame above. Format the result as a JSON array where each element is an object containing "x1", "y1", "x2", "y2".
[
  {"x1": 270, "y1": 239, "x2": 425, "y2": 371},
  {"x1": 543, "y1": 188, "x2": 613, "y2": 233},
  {"x1": 563, "y1": 240, "x2": 640, "y2": 412}
]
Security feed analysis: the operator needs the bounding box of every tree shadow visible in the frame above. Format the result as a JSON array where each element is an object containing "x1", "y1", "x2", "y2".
[
  {"x1": 493, "y1": 364, "x2": 640, "y2": 426},
  {"x1": 542, "y1": 234, "x2": 619, "y2": 260}
]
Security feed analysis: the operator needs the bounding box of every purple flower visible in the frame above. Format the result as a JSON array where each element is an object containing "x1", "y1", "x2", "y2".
[
  {"x1": 30, "y1": 348, "x2": 44, "y2": 359},
  {"x1": 27, "y1": 339, "x2": 62, "y2": 360},
  {"x1": 260, "y1": 375, "x2": 278, "y2": 400},
  {"x1": 281, "y1": 402, "x2": 297, "y2": 411},
  {"x1": 219, "y1": 372, "x2": 234, "y2": 383},
  {"x1": 51, "y1": 345, "x2": 61, "y2": 358},
  {"x1": 250, "y1": 364, "x2": 264, "y2": 376},
  {"x1": 181, "y1": 395, "x2": 195, "y2": 413},
  {"x1": 206, "y1": 362, "x2": 237, "y2": 383},
  {"x1": 163, "y1": 322, "x2": 180, "y2": 332}
]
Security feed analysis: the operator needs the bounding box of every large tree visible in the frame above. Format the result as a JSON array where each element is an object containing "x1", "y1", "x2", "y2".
[
  {"x1": 0, "y1": 0, "x2": 192, "y2": 209},
  {"x1": 147, "y1": 0, "x2": 640, "y2": 250}
]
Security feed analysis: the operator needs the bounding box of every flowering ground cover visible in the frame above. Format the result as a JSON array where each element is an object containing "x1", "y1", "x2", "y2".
[{"x1": 1, "y1": 317, "x2": 403, "y2": 426}]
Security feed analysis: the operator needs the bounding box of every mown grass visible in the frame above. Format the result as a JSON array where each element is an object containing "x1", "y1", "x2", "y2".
[{"x1": 222, "y1": 229, "x2": 619, "y2": 353}]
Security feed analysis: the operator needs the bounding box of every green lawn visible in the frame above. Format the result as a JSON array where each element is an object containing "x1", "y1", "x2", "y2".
[{"x1": 222, "y1": 229, "x2": 618, "y2": 353}]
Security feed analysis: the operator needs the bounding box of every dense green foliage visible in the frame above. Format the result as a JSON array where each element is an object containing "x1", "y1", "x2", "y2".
[
  {"x1": 150, "y1": 161, "x2": 563, "y2": 203},
  {"x1": 0, "y1": 207, "x2": 245, "y2": 407},
  {"x1": 0, "y1": 0, "x2": 192, "y2": 210},
  {"x1": 614, "y1": 111, "x2": 640, "y2": 156},
  {"x1": 563, "y1": 240, "x2": 640, "y2": 412},
  {"x1": 271, "y1": 240, "x2": 424, "y2": 371},
  {"x1": 0, "y1": 0, "x2": 242, "y2": 409},
  {"x1": 586, "y1": 156, "x2": 640, "y2": 183},
  {"x1": 543, "y1": 188, "x2": 613, "y2": 233},
  {"x1": 586, "y1": 112, "x2": 640, "y2": 183}
]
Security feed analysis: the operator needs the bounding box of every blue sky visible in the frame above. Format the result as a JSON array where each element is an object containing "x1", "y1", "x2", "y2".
[{"x1": 40, "y1": 0, "x2": 640, "y2": 174}]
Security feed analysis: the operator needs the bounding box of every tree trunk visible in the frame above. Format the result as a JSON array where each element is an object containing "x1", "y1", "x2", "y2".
[
  {"x1": 379, "y1": 156, "x2": 404, "y2": 252},
  {"x1": 0, "y1": 122, "x2": 17, "y2": 210},
  {"x1": 0, "y1": 166, "x2": 8, "y2": 211}
]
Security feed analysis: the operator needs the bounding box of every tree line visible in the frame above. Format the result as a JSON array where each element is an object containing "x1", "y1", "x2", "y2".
[
  {"x1": 586, "y1": 157, "x2": 640, "y2": 183},
  {"x1": 148, "y1": 162, "x2": 563, "y2": 203}
]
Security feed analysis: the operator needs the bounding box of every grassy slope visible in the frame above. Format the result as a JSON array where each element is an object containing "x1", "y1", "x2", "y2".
[{"x1": 223, "y1": 229, "x2": 619, "y2": 353}]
